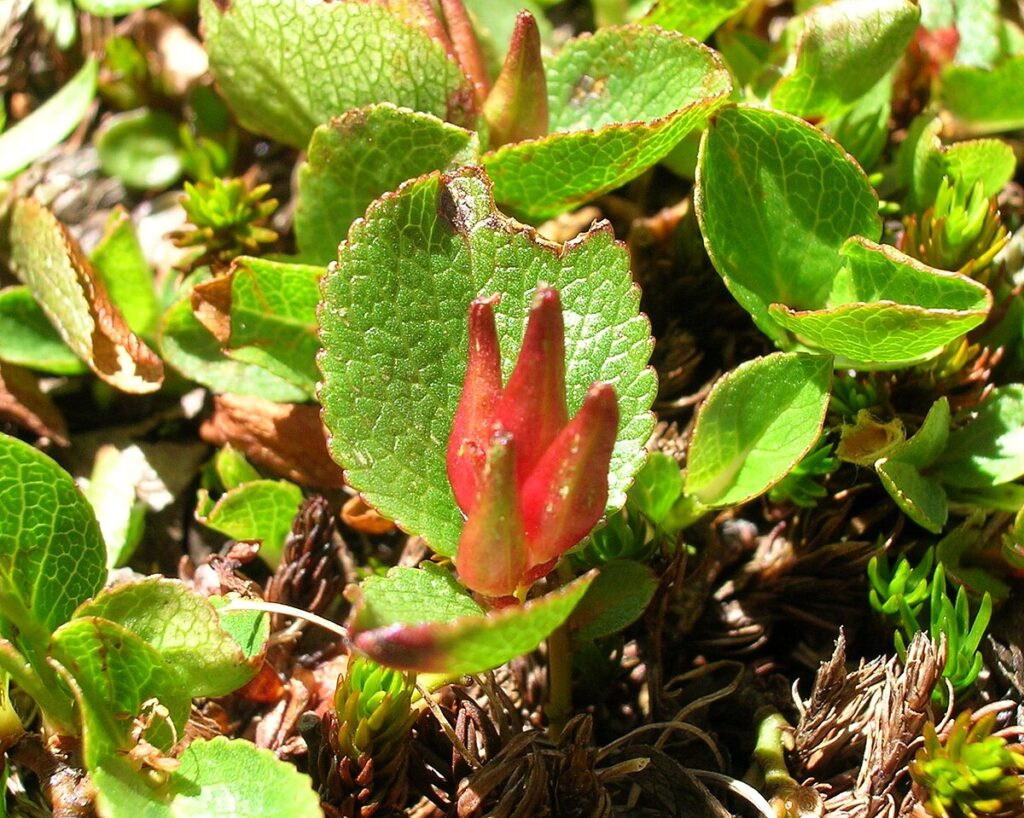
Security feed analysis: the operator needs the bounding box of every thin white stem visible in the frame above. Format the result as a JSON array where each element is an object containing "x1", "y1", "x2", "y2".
[
  {"x1": 220, "y1": 600, "x2": 352, "y2": 646},
  {"x1": 689, "y1": 770, "x2": 776, "y2": 818}
]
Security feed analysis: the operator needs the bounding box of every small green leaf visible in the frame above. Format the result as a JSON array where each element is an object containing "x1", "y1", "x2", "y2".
[
  {"x1": 483, "y1": 26, "x2": 731, "y2": 220},
  {"x1": 210, "y1": 597, "x2": 270, "y2": 661},
  {"x1": 75, "y1": 0, "x2": 162, "y2": 16},
  {"x1": 8, "y1": 199, "x2": 164, "y2": 393},
  {"x1": 213, "y1": 446, "x2": 262, "y2": 490},
  {"x1": 0, "y1": 433, "x2": 106, "y2": 635},
  {"x1": 935, "y1": 385, "x2": 1024, "y2": 488},
  {"x1": 0, "y1": 60, "x2": 97, "y2": 180},
  {"x1": 0, "y1": 287, "x2": 88, "y2": 375},
  {"x1": 350, "y1": 565, "x2": 485, "y2": 629},
  {"x1": 876, "y1": 459, "x2": 948, "y2": 533},
  {"x1": 891, "y1": 398, "x2": 951, "y2": 469},
  {"x1": 351, "y1": 570, "x2": 595, "y2": 674},
  {"x1": 940, "y1": 57, "x2": 1024, "y2": 135},
  {"x1": 82, "y1": 445, "x2": 147, "y2": 569},
  {"x1": 195, "y1": 480, "x2": 304, "y2": 568},
  {"x1": 200, "y1": 0, "x2": 476, "y2": 148},
  {"x1": 770, "y1": 0, "x2": 920, "y2": 120},
  {"x1": 74, "y1": 579, "x2": 259, "y2": 698},
  {"x1": 319, "y1": 166, "x2": 656, "y2": 557},
  {"x1": 93, "y1": 737, "x2": 322, "y2": 818},
  {"x1": 626, "y1": 451, "x2": 683, "y2": 527},
  {"x1": 685, "y1": 353, "x2": 832, "y2": 506},
  {"x1": 96, "y1": 109, "x2": 183, "y2": 190},
  {"x1": 769, "y1": 238, "x2": 991, "y2": 367},
  {"x1": 296, "y1": 105, "x2": 478, "y2": 263},
  {"x1": 192, "y1": 258, "x2": 323, "y2": 395},
  {"x1": 90, "y1": 208, "x2": 158, "y2": 337},
  {"x1": 159, "y1": 296, "x2": 310, "y2": 403},
  {"x1": 696, "y1": 105, "x2": 880, "y2": 340},
  {"x1": 570, "y1": 560, "x2": 656, "y2": 642},
  {"x1": 638, "y1": 0, "x2": 748, "y2": 40},
  {"x1": 51, "y1": 617, "x2": 190, "y2": 770}
]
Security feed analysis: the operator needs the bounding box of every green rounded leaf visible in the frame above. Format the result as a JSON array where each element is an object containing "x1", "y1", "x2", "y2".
[
  {"x1": 74, "y1": 579, "x2": 259, "y2": 698},
  {"x1": 319, "y1": 166, "x2": 656, "y2": 556},
  {"x1": 484, "y1": 27, "x2": 730, "y2": 220},
  {"x1": 0, "y1": 287, "x2": 87, "y2": 375},
  {"x1": 570, "y1": 559, "x2": 656, "y2": 642},
  {"x1": 200, "y1": 0, "x2": 476, "y2": 148},
  {"x1": 96, "y1": 109, "x2": 183, "y2": 190},
  {"x1": 93, "y1": 737, "x2": 321, "y2": 818},
  {"x1": 696, "y1": 104, "x2": 880, "y2": 340},
  {"x1": 296, "y1": 105, "x2": 479, "y2": 264},
  {"x1": 685, "y1": 353, "x2": 833, "y2": 506},
  {"x1": 876, "y1": 459, "x2": 948, "y2": 534},
  {"x1": 51, "y1": 617, "x2": 190, "y2": 770},
  {"x1": 0, "y1": 433, "x2": 106, "y2": 634},
  {"x1": 940, "y1": 57, "x2": 1024, "y2": 135},
  {"x1": 351, "y1": 569, "x2": 595, "y2": 674}
]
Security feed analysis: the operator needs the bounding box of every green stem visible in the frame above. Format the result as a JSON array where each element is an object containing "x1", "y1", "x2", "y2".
[
  {"x1": 546, "y1": 562, "x2": 576, "y2": 742},
  {"x1": 0, "y1": 640, "x2": 74, "y2": 735},
  {"x1": 753, "y1": 708, "x2": 797, "y2": 792}
]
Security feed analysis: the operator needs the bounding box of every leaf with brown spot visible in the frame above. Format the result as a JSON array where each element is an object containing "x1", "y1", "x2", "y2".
[
  {"x1": 200, "y1": 394, "x2": 344, "y2": 488},
  {"x1": 190, "y1": 276, "x2": 232, "y2": 344},
  {"x1": 0, "y1": 361, "x2": 69, "y2": 445},
  {"x1": 8, "y1": 199, "x2": 164, "y2": 394}
]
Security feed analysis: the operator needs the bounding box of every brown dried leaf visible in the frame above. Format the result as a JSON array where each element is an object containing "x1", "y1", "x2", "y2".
[
  {"x1": 191, "y1": 275, "x2": 232, "y2": 344},
  {"x1": 8, "y1": 198, "x2": 164, "y2": 394},
  {"x1": 341, "y1": 495, "x2": 396, "y2": 536},
  {"x1": 200, "y1": 393, "x2": 344, "y2": 488},
  {"x1": 0, "y1": 361, "x2": 68, "y2": 445}
]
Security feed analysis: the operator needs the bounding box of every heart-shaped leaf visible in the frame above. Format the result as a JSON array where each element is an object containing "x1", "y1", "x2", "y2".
[
  {"x1": 8, "y1": 199, "x2": 164, "y2": 393},
  {"x1": 75, "y1": 578, "x2": 260, "y2": 698},
  {"x1": 319, "y1": 166, "x2": 656, "y2": 556},
  {"x1": 50, "y1": 617, "x2": 190, "y2": 770},
  {"x1": 349, "y1": 566, "x2": 595, "y2": 674},
  {"x1": 200, "y1": 0, "x2": 476, "y2": 148},
  {"x1": 696, "y1": 105, "x2": 881, "y2": 341},
  {"x1": 483, "y1": 26, "x2": 731, "y2": 220},
  {"x1": 191, "y1": 257, "x2": 323, "y2": 396},
  {"x1": 685, "y1": 353, "x2": 833, "y2": 506},
  {"x1": 769, "y1": 237, "x2": 991, "y2": 367},
  {"x1": 296, "y1": 105, "x2": 478, "y2": 264},
  {"x1": 770, "y1": 0, "x2": 920, "y2": 120},
  {"x1": 93, "y1": 737, "x2": 321, "y2": 818}
]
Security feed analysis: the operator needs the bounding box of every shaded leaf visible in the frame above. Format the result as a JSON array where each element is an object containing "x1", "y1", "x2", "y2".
[
  {"x1": 8, "y1": 199, "x2": 163, "y2": 394},
  {"x1": 319, "y1": 166, "x2": 656, "y2": 557},
  {"x1": 200, "y1": 0, "x2": 476, "y2": 148},
  {"x1": 0, "y1": 361, "x2": 68, "y2": 445},
  {"x1": 295, "y1": 105, "x2": 478, "y2": 263},
  {"x1": 191, "y1": 257, "x2": 322, "y2": 395},
  {"x1": 93, "y1": 737, "x2": 321, "y2": 818},
  {"x1": 935, "y1": 385, "x2": 1024, "y2": 488},
  {"x1": 940, "y1": 57, "x2": 1024, "y2": 135},
  {"x1": 696, "y1": 105, "x2": 880, "y2": 340},
  {"x1": 483, "y1": 26, "x2": 731, "y2": 220},
  {"x1": 876, "y1": 459, "x2": 948, "y2": 533},
  {"x1": 685, "y1": 353, "x2": 832, "y2": 506},
  {"x1": 199, "y1": 394, "x2": 344, "y2": 488},
  {"x1": 0, "y1": 433, "x2": 106, "y2": 634},
  {"x1": 75, "y1": 578, "x2": 259, "y2": 698},
  {"x1": 51, "y1": 617, "x2": 190, "y2": 770},
  {"x1": 350, "y1": 569, "x2": 595, "y2": 674},
  {"x1": 570, "y1": 559, "x2": 656, "y2": 642},
  {"x1": 771, "y1": 0, "x2": 920, "y2": 120},
  {"x1": 0, "y1": 60, "x2": 97, "y2": 179},
  {"x1": 0, "y1": 287, "x2": 87, "y2": 375},
  {"x1": 196, "y1": 480, "x2": 304, "y2": 568},
  {"x1": 82, "y1": 445, "x2": 147, "y2": 568},
  {"x1": 76, "y1": 0, "x2": 162, "y2": 16},
  {"x1": 96, "y1": 109, "x2": 182, "y2": 190}
]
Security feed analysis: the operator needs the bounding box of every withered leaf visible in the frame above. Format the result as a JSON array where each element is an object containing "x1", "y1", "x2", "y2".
[
  {"x1": 0, "y1": 361, "x2": 69, "y2": 445},
  {"x1": 200, "y1": 393, "x2": 344, "y2": 488},
  {"x1": 190, "y1": 275, "x2": 232, "y2": 344},
  {"x1": 341, "y1": 494, "x2": 396, "y2": 536},
  {"x1": 8, "y1": 199, "x2": 164, "y2": 394}
]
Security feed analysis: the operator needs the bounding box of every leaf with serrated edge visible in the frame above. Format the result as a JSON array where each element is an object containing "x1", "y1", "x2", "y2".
[
  {"x1": 351, "y1": 570, "x2": 594, "y2": 674},
  {"x1": 196, "y1": 480, "x2": 304, "y2": 569},
  {"x1": 192, "y1": 257, "x2": 323, "y2": 395},
  {"x1": 160, "y1": 297, "x2": 309, "y2": 403},
  {"x1": 876, "y1": 459, "x2": 948, "y2": 533},
  {"x1": 483, "y1": 26, "x2": 731, "y2": 220},
  {"x1": 93, "y1": 737, "x2": 322, "y2": 818},
  {"x1": 200, "y1": 0, "x2": 475, "y2": 148},
  {"x1": 696, "y1": 105, "x2": 880, "y2": 341},
  {"x1": 0, "y1": 433, "x2": 106, "y2": 635},
  {"x1": 319, "y1": 166, "x2": 656, "y2": 557},
  {"x1": 769, "y1": 237, "x2": 991, "y2": 367},
  {"x1": 75, "y1": 578, "x2": 258, "y2": 698},
  {"x1": 51, "y1": 617, "x2": 190, "y2": 770},
  {"x1": 771, "y1": 0, "x2": 920, "y2": 120},
  {"x1": 296, "y1": 105, "x2": 478, "y2": 263},
  {"x1": 685, "y1": 353, "x2": 832, "y2": 506},
  {"x1": 0, "y1": 287, "x2": 87, "y2": 375},
  {"x1": 8, "y1": 199, "x2": 163, "y2": 394}
]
